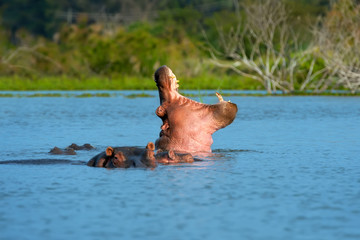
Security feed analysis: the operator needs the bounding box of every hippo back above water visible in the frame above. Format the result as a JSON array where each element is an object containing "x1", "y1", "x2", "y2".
[
  {"x1": 87, "y1": 142, "x2": 195, "y2": 169},
  {"x1": 87, "y1": 142, "x2": 157, "y2": 168}
]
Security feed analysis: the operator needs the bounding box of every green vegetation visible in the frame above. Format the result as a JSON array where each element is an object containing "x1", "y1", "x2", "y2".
[
  {"x1": 0, "y1": 0, "x2": 359, "y2": 94},
  {"x1": 0, "y1": 71, "x2": 262, "y2": 90},
  {"x1": 124, "y1": 93, "x2": 155, "y2": 99}
]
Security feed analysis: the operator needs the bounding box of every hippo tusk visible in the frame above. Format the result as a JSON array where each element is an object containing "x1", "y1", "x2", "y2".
[{"x1": 216, "y1": 92, "x2": 224, "y2": 102}]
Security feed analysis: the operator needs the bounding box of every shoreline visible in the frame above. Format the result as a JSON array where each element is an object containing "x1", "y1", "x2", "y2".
[
  {"x1": 1, "y1": 76, "x2": 357, "y2": 96},
  {"x1": 1, "y1": 90, "x2": 359, "y2": 98}
]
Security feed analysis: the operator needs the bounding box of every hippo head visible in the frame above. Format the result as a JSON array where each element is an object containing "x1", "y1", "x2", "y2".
[
  {"x1": 87, "y1": 142, "x2": 157, "y2": 168},
  {"x1": 108, "y1": 142, "x2": 156, "y2": 168},
  {"x1": 154, "y1": 65, "x2": 238, "y2": 154},
  {"x1": 105, "y1": 147, "x2": 130, "y2": 168}
]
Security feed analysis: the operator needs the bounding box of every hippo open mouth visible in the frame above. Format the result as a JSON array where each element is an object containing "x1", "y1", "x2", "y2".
[{"x1": 154, "y1": 65, "x2": 238, "y2": 154}]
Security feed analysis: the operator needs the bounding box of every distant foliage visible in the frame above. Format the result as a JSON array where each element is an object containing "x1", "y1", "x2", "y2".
[
  {"x1": 3, "y1": 0, "x2": 359, "y2": 93},
  {"x1": 0, "y1": 23, "x2": 203, "y2": 79}
]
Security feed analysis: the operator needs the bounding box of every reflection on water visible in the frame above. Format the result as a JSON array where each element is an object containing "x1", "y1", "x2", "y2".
[{"x1": 0, "y1": 91, "x2": 360, "y2": 240}]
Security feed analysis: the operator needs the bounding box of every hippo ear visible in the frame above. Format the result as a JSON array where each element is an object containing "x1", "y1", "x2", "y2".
[
  {"x1": 168, "y1": 150, "x2": 175, "y2": 160},
  {"x1": 106, "y1": 147, "x2": 114, "y2": 156},
  {"x1": 146, "y1": 142, "x2": 155, "y2": 151}
]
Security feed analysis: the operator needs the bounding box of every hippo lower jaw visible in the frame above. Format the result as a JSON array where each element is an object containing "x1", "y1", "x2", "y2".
[
  {"x1": 155, "y1": 126, "x2": 214, "y2": 153},
  {"x1": 155, "y1": 139, "x2": 212, "y2": 154}
]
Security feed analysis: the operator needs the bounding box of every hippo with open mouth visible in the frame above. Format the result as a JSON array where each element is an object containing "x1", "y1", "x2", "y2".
[
  {"x1": 86, "y1": 65, "x2": 237, "y2": 168},
  {"x1": 154, "y1": 65, "x2": 238, "y2": 154}
]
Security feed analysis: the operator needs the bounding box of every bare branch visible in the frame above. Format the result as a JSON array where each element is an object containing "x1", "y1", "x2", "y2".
[{"x1": 312, "y1": 0, "x2": 360, "y2": 93}]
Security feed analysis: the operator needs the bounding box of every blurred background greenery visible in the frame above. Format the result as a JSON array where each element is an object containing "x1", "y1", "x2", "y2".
[{"x1": 0, "y1": 0, "x2": 359, "y2": 93}]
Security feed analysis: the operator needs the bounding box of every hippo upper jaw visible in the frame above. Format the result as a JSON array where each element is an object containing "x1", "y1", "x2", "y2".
[
  {"x1": 154, "y1": 65, "x2": 182, "y2": 104},
  {"x1": 211, "y1": 101, "x2": 238, "y2": 130}
]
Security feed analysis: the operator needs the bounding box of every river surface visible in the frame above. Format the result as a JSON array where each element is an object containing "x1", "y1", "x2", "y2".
[{"x1": 0, "y1": 91, "x2": 359, "y2": 240}]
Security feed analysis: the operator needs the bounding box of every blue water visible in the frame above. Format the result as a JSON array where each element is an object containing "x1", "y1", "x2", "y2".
[{"x1": 0, "y1": 91, "x2": 360, "y2": 240}]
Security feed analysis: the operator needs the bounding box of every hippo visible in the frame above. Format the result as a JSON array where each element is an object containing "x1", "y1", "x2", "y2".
[
  {"x1": 87, "y1": 142, "x2": 195, "y2": 168},
  {"x1": 49, "y1": 143, "x2": 94, "y2": 155},
  {"x1": 87, "y1": 142, "x2": 157, "y2": 168},
  {"x1": 154, "y1": 65, "x2": 238, "y2": 154},
  {"x1": 49, "y1": 147, "x2": 76, "y2": 155}
]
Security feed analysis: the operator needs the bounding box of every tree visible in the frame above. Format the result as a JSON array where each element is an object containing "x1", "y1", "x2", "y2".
[
  {"x1": 207, "y1": 0, "x2": 330, "y2": 93},
  {"x1": 313, "y1": 0, "x2": 360, "y2": 93},
  {"x1": 1, "y1": 0, "x2": 58, "y2": 41}
]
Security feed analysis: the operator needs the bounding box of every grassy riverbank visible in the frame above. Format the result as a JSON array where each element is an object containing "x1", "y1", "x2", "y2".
[
  {"x1": 0, "y1": 75, "x2": 263, "y2": 91},
  {"x1": 1, "y1": 75, "x2": 359, "y2": 96}
]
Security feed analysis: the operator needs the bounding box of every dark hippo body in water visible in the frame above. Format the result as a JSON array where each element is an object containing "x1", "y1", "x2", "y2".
[
  {"x1": 49, "y1": 143, "x2": 94, "y2": 155},
  {"x1": 87, "y1": 142, "x2": 157, "y2": 168},
  {"x1": 0, "y1": 143, "x2": 196, "y2": 168},
  {"x1": 87, "y1": 142, "x2": 195, "y2": 168}
]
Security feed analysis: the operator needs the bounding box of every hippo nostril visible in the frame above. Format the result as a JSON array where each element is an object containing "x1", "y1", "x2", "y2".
[
  {"x1": 159, "y1": 130, "x2": 169, "y2": 137},
  {"x1": 156, "y1": 106, "x2": 166, "y2": 117}
]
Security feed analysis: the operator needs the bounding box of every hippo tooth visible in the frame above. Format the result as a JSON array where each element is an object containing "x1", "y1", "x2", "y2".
[{"x1": 216, "y1": 92, "x2": 224, "y2": 102}]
